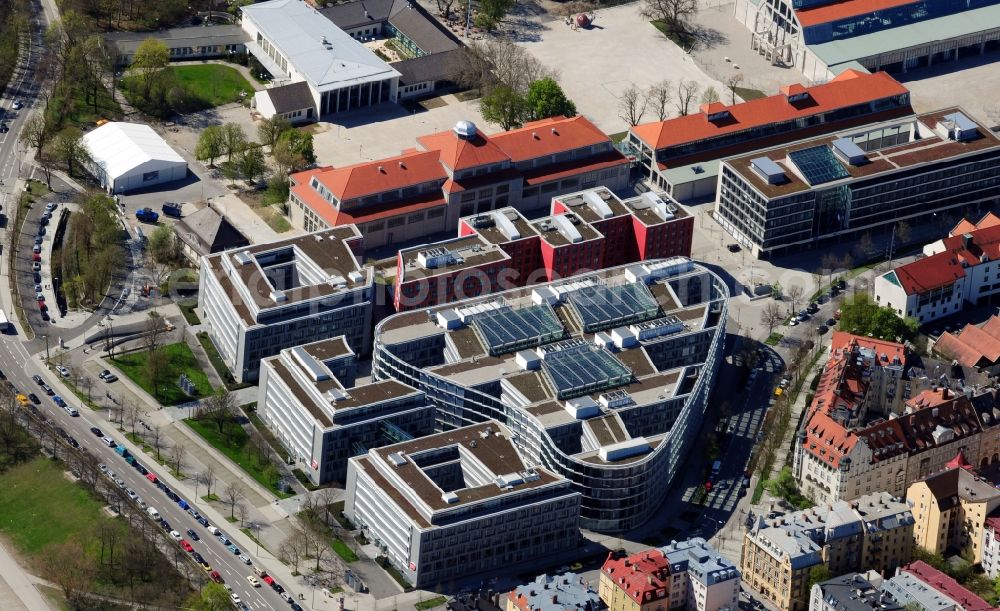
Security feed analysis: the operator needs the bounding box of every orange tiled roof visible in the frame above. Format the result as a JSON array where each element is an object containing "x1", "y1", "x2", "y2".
[
  {"x1": 796, "y1": 0, "x2": 919, "y2": 27},
  {"x1": 950, "y1": 212, "x2": 1000, "y2": 236},
  {"x1": 311, "y1": 149, "x2": 447, "y2": 201},
  {"x1": 630, "y1": 70, "x2": 908, "y2": 150},
  {"x1": 491, "y1": 116, "x2": 610, "y2": 163},
  {"x1": 417, "y1": 130, "x2": 509, "y2": 172}
]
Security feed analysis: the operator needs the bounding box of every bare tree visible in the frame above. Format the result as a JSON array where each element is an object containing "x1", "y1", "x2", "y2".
[
  {"x1": 171, "y1": 443, "x2": 186, "y2": 475},
  {"x1": 150, "y1": 425, "x2": 165, "y2": 461},
  {"x1": 125, "y1": 401, "x2": 140, "y2": 437},
  {"x1": 222, "y1": 481, "x2": 244, "y2": 518},
  {"x1": 198, "y1": 388, "x2": 237, "y2": 438},
  {"x1": 700, "y1": 86, "x2": 721, "y2": 105},
  {"x1": 674, "y1": 79, "x2": 700, "y2": 116},
  {"x1": 760, "y1": 302, "x2": 783, "y2": 336},
  {"x1": 725, "y1": 73, "x2": 744, "y2": 105},
  {"x1": 448, "y1": 39, "x2": 551, "y2": 96},
  {"x1": 894, "y1": 221, "x2": 911, "y2": 247},
  {"x1": 317, "y1": 487, "x2": 339, "y2": 527},
  {"x1": 279, "y1": 530, "x2": 306, "y2": 574},
  {"x1": 142, "y1": 311, "x2": 168, "y2": 354},
  {"x1": 200, "y1": 465, "x2": 217, "y2": 498},
  {"x1": 618, "y1": 85, "x2": 648, "y2": 127},
  {"x1": 786, "y1": 285, "x2": 804, "y2": 314},
  {"x1": 645, "y1": 80, "x2": 673, "y2": 122},
  {"x1": 41, "y1": 538, "x2": 94, "y2": 605},
  {"x1": 821, "y1": 253, "x2": 839, "y2": 287},
  {"x1": 640, "y1": 0, "x2": 699, "y2": 35},
  {"x1": 235, "y1": 502, "x2": 249, "y2": 527},
  {"x1": 857, "y1": 232, "x2": 876, "y2": 257},
  {"x1": 300, "y1": 522, "x2": 333, "y2": 571}
]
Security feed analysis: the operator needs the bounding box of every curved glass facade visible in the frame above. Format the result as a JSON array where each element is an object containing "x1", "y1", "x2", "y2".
[{"x1": 372, "y1": 261, "x2": 729, "y2": 532}]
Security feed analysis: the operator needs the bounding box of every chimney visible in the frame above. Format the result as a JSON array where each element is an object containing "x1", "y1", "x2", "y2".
[
  {"x1": 942, "y1": 388, "x2": 949, "y2": 399},
  {"x1": 963, "y1": 233, "x2": 974, "y2": 249}
]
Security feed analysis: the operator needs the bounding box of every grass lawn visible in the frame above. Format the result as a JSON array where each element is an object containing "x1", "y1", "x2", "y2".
[
  {"x1": 50, "y1": 81, "x2": 123, "y2": 129},
  {"x1": 0, "y1": 458, "x2": 108, "y2": 554},
  {"x1": 184, "y1": 418, "x2": 293, "y2": 498},
  {"x1": 108, "y1": 342, "x2": 214, "y2": 405},
  {"x1": 169, "y1": 64, "x2": 253, "y2": 108},
  {"x1": 196, "y1": 332, "x2": 251, "y2": 390},
  {"x1": 650, "y1": 20, "x2": 695, "y2": 49},
  {"x1": 765, "y1": 332, "x2": 784, "y2": 346},
  {"x1": 331, "y1": 538, "x2": 358, "y2": 562},
  {"x1": 734, "y1": 86, "x2": 766, "y2": 101},
  {"x1": 415, "y1": 596, "x2": 448, "y2": 610}
]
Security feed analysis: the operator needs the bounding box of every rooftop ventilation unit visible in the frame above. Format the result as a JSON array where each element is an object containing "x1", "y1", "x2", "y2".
[
  {"x1": 564, "y1": 396, "x2": 600, "y2": 419},
  {"x1": 495, "y1": 473, "x2": 524, "y2": 488},
  {"x1": 552, "y1": 215, "x2": 583, "y2": 243},
  {"x1": 516, "y1": 350, "x2": 541, "y2": 371},
  {"x1": 416, "y1": 247, "x2": 455, "y2": 269},
  {"x1": 233, "y1": 251, "x2": 253, "y2": 266},
  {"x1": 442, "y1": 491, "x2": 460, "y2": 504},
  {"x1": 630, "y1": 316, "x2": 684, "y2": 340},
  {"x1": 269, "y1": 290, "x2": 287, "y2": 302},
  {"x1": 598, "y1": 437, "x2": 651, "y2": 462},
  {"x1": 599, "y1": 390, "x2": 634, "y2": 408},
  {"x1": 831, "y1": 138, "x2": 868, "y2": 166},
  {"x1": 326, "y1": 388, "x2": 350, "y2": 403},
  {"x1": 388, "y1": 452, "x2": 407, "y2": 467},
  {"x1": 327, "y1": 274, "x2": 348, "y2": 288},
  {"x1": 347, "y1": 270, "x2": 365, "y2": 283},
  {"x1": 493, "y1": 210, "x2": 521, "y2": 240},
  {"x1": 291, "y1": 345, "x2": 330, "y2": 382},
  {"x1": 436, "y1": 308, "x2": 462, "y2": 329},
  {"x1": 750, "y1": 157, "x2": 786, "y2": 184},
  {"x1": 940, "y1": 112, "x2": 979, "y2": 142},
  {"x1": 582, "y1": 190, "x2": 615, "y2": 219}
]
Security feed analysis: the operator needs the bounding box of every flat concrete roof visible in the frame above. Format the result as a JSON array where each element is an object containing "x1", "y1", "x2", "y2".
[{"x1": 810, "y1": 4, "x2": 1000, "y2": 68}]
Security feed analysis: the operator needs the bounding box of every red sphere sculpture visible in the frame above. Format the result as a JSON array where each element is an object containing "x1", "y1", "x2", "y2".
[{"x1": 576, "y1": 13, "x2": 591, "y2": 27}]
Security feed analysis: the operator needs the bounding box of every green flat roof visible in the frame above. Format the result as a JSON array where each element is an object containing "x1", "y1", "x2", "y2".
[{"x1": 810, "y1": 4, "x2": 1000, "y2": 67}]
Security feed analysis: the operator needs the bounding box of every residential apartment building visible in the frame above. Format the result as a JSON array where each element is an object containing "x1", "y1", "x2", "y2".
[
  {"x1": 884, "y1": 562, "x2": 995, "y2": 611},
  {"x1": 288, "y1": 117, "x2": 631, "y2": 248},
  {"x1": 875, "y1": 214, "x2": 1000, "y2": 325},
  {"x1": 795, "y1": 331, "x2": 985, "y2": 504},
  {"x1": 981, "y1": 517, "x2": 1000, "y2": 578},
  {"x1": 808, "y1": 573, "x2": 903, "y2": 611},
  {"x1": 344, "y1": 421, "x2": 581, "y2": 588},
  {"x1": 742, "y1": 492, "x2": 914, "y2": 611},
  {"x1": 373, "y1": 258, "x2": 729, "y2": 532},
  {"x1": 933, "y1": 316, "x2": 1000, "y2": 374},
  {"x1": 627, "y1": 70, "x2": 911, "y2": 202},
  {"x1": 907, "y1": 454, "x2": 1000, "y2": 564},
  {"x1": 734, "y1": 0, "x2": 1000, "y2": 82},
  {"x1": 507, "y1": 573, "x2": 603, "y2": 611},
  {"x1": 715, "y1": 107, "x2": 1000, "y2": 259},
  {"x1": 599, "y1": 538, "x2": 739, "y2": 611},
  {"x1": 392, "y1": 188, "x2": 694, "y2": 311},
  {"x1": 198, "y1": 226, "x2": 374, "y2": 382},
  {"x1": 257, "y1": 337, "x2": 436, "y2": 485}
]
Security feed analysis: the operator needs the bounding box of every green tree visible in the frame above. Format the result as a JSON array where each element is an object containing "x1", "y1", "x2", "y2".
[
  {"x1": 196, "y1": 125, "x2": 225, "y2": 167},
  {"x1": 806, "y1": 565, "x2": 833, "y2": 591},
  {"x1": 475, "y1": 0, "x2": 515, "y2": 31},
  {"x1": 51, "y1": 127, "x2": 91, "y2": 178},
  {"x1": 189, "y1": 582, "x2": 233, "y2": 611},
  {"x1": 221, "y1": 122, "x2": 247, "y2": 163},
  {"x1": 237, "y1": 144, "x2": 267, "y2": 184},
  {"x1": 148, "y1": 224, "x2": 176, "y2": 265},
  {"x1": 525, "y1": 77, "x2": 576, "y2": 120},
  {"x1": 480, "y1": 85, "x2": 528, "y2": 130},
  {"x1": 838, "y1": 293, "x2": 918, "y2": 341},
  {"x1": 763, "y1": 466, "x2": 812, "y2": 509},
  {"x1": 273, "y1": 129, "x2": 315, "y2": 173},
  {"x1": 131, "y1": 38, "x2": 170, "y2": 99},
  {"x1": 257, "y1": 115, "x2": 291, "y2": 151}
]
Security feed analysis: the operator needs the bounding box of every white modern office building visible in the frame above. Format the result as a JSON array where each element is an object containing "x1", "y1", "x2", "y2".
[
  {"x1": 198, "y1": 226, "x2": 374, "y2": 382},
  {"x1": 241, "y1": 0, "x2": 400, "y2": 118},
  {"x1": 345, "y1": 421, "x2": 581, "y2": 588},
  {"x1": 258, "y1": 337, "x2": 435, "y2": 485},
  {"x1": 373, "y1": 258, "x2": 728, "y2": 532}
]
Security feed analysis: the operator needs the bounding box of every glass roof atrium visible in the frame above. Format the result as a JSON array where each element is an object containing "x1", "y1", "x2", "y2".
[
  {"x1": 566, "y1": 283, "x2": 659, "y2": 332},
  {"x1": 472, "y1": 304, "x2": 565, "y2": 356}
]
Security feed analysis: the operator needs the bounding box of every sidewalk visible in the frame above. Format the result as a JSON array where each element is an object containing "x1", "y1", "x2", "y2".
[{"x1": 0, "y1": 541, "x2": 54, "y2": 611}]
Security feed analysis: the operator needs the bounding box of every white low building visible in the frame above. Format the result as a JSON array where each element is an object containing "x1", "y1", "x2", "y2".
[
  {"x1": 241, "y1": 0, "x2": 400, "y2": 119},
  {"x1": 875, "y1": 213, "x2": 1000, "y2": 325},
  {"x1": 81, "y1": 122, "x2": 187, "y2": 194}
]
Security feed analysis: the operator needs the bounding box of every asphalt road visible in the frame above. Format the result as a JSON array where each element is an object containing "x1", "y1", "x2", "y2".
[{"x1": 0, "y1": 332, "x2": 298, "y2": 609}]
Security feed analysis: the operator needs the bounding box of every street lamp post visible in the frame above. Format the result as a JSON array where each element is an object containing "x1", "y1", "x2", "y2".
[
  {"x1": 42, "y1": 335, "x2": 49, "y2": 363},
  {"x1": 194, "y1": 472, "x2": 200, "y2": 499}
]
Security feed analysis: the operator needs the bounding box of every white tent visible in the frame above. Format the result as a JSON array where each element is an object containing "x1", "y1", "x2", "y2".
[{"x1": 81, "y1": 122, "x2": 188, "y2": 194}]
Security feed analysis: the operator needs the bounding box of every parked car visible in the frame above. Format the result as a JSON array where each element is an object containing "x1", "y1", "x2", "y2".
[
  {"x1": 67, "y1": 436, "x2": 79, "y2": 448},
  {"x1": 12, "y1": 100, "x2": 22, "y2": 110},
  {"x1": 52, "y1": 395, "x2": 66, "y2": 407},
  {"x1": 186, "y1": 528, "x2": 200, "y2": 541},
  {"x1": 246, "y1": 576, "x2": 260, "y2": 588},
  {"x1": 28, "y1": 393, "x2": 40, "y2": 404},
  {"x1": 32, "y1": 374, "x2": 42, "y2": 385},
  {"x1": 90, "y1": 426, "x2": 104, "y2": 436},
  {"x1": 31, "y1": 262, "x2": 40, "y2": 272},
  {"x1": 56, "y1": 366, "x2": 69, "y2": 377},
  {"x1": 180, "y1": 540, "x2": 194, "y2": 552},
  {"x1": 135, "y1": 208, "x2": 159, "y2": 223},
  {"x1": 161, "y1": 202, "x2": 183, "y2": 218}
]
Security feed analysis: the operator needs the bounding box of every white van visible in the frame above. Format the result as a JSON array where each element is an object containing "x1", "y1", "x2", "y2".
[
  {"x1": 147, "y1": 507, "x2": 160, "y2": 519},
  {"x1": 207, "y1": 525, "x2": 221, "y2": 536}
]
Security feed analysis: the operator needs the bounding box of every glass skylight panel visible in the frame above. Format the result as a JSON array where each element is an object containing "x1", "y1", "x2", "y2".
[
  {"x1": 567, "y1": 283, "x2": 659, "y2": 332},
  {"x1": 541, "y1": 347, "x2": 632, "y2": 399},
  {"x1": 788, "y1": 145, "x2": 850, "y2": 186},
  {"x1": 472, "y1": 304, "x2": 564, "y2": 356}
]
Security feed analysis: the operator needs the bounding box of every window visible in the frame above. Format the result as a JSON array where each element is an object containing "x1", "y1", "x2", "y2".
[
  {"x1": 142, "y1": 170, "x2": 159, "y2": 182},
  {"x1": 388, "y1": 217, "x2": 405, "y2": 228}
]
